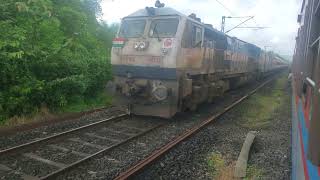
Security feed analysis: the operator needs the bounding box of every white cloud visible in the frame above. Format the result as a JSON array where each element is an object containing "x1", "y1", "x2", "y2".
[
  {"x1": 101, "y1": 0, "x2": 301, "y2": 55},
  {"x1": 271, "y1": 36, "x2": 280, "y2": 43}
]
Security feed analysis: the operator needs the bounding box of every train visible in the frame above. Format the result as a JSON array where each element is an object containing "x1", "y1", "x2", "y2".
[
  {"x1": 110, "y1": 3, "x2": 288, "y2": 118},
  {"x1": 291, "y1": 0, "x2": 320, "y2": 178}
]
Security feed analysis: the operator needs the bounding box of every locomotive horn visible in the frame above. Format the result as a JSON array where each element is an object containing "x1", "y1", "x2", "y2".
[{"x1": 155, "y1": 0, "x2": 165, "y2": 8}]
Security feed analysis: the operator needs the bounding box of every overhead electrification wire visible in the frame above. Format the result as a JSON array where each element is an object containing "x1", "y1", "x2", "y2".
[
  {"x1": 225, "y1": 16, "x2": 255, "y2": 33},
  {"x1": 214, "y1": 0, "x2": 235, "y2": 15},
  {"x1": 214, "y1": 0, "x2": 267, "y2": 32}
]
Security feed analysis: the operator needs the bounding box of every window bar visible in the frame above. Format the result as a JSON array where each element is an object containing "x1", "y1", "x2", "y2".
[{"x1": 306, "y1": 77, "x2": 316, "y2": 87}]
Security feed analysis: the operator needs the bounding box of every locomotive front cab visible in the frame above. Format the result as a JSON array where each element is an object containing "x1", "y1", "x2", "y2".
[{"x1": 111, "y1": 8, "x2": 185, "y2": 118}]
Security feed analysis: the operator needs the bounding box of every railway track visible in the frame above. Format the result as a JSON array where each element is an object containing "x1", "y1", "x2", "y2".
[
  {"x1": 0, "y1": 112, "x2": 165, "y2": 180},
  {"x1": 0, "y1": 74, "x2": 281, "y2": 180},
  {"x1": 114, "y1": 76, "x2": 277, "y2": 180}
]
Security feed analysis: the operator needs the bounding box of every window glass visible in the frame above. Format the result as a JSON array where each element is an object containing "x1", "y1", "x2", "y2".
[
  {"x1": 119, "y1": 19, "x2": 146, "y2": 38},
  {"x1": 192, "y1": 26, "x2": 202, "y2": 47},
  {"x1": 149, "y1": 19, "x2": 179, "y2": 38}
]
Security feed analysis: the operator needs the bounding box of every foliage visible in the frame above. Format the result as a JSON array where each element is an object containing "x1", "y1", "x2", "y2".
[
  {"x1": 0, "y1": 0, "x2": 119, "y2": 122},
  {"x1": 207, "y1": 151, "x2": 264, "y2": 179},
  {"x1": 244, "y1": 165, "x2": 263, "y2": 180},
  {"x1": 207, "y1": 151, "x2": 225, "y2": 177},
  {"x1": 60, "y1": 92, "x2": 113, "y2": 113}
]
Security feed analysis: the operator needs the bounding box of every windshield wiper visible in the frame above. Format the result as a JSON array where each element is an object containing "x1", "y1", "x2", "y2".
[{"x1": 153, "y1": 23, "x2": 161, "y2": 42}]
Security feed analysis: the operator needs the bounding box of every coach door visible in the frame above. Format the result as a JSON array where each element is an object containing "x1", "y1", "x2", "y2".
[
  {"x1": 203, "y1": 35, "x2": 215, "y2": 74},
  {"x1": 181, "y1": 20, "x2": 204, "y2": 71}
]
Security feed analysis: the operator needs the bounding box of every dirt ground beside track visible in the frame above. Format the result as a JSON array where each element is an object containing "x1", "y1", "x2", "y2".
[{"x1": 135, "y1": 72, "x2": 292, "y2": 180}]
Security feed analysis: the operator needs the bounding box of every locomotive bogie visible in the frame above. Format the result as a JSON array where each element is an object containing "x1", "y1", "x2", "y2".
[{"x1": 113, "y1": 76, "x2": 179, "y2": 118}]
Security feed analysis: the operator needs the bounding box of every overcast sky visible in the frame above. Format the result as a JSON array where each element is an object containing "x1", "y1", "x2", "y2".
[{"x1": 101, "y1": 0, "x2": 301, "y2": 56}]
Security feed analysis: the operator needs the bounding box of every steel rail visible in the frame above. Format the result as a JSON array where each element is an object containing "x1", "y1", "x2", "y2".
[
  {"x1": 114, "y1": 76, "x2": 276, "y2": 180},
  {"x1": 0, "y1": 113, "x2": 127, "y2": 155},
  {"x1": 41, "y1": 123, "x2": 165, "y2": 180}
]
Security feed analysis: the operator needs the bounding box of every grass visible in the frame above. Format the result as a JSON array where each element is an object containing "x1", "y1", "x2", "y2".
[
  {"x1": 236, "y1": 75, "x2": 288, "y2": 128},
  {"x1": 244, "y1": 165, "x2": 263, "y2": 180},
  {"x1": 0, "y1": 106, "x2": 54, "y2": 127},
  {"x1": 207, "y1": 151, "x2": 226, "y2": 177},
  {"x1": 207, "y1": 151, "x2": 264, "y2": 180},
  {"x1": 59, "y1": 92, "x2": 113, "y2": 113},
  {"x1": 0, "y1": 92, "x2": 113, "y2": 128},
  {"x1": 205, "y1": 74, "x2": 288, "y2": 179}
]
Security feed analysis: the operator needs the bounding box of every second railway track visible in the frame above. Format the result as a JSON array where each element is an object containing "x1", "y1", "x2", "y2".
[{"x1": 0, "y1": 113, "x2": 165, "y2": 180}]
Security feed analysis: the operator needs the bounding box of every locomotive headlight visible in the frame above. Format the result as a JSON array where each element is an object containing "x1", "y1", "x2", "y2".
[
  {"x1": 139, "y1": 42, "x2": 146, "y2": 49},
  {"x1": 134, "y1": 41, "x2": 148, "y2": 50},
  {"x1": 134, "y1": 42, "x2": 139, "y2": 49}
]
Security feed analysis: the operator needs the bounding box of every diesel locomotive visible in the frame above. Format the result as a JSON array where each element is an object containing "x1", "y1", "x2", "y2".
[{"x1": 110, "y1": 4, "x2": 286, "y2": 118}]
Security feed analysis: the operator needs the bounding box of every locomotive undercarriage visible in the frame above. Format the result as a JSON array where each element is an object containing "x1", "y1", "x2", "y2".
[
  {"x1": 179, "y1": 74, "x2": 226, "y2": 111},
  {"x1": 179, "y1": 72, "x2": 256, "y2": 112},
  {"x1": 113, "y1": 76, "x2": 179, "y2": 118},
  {"x1": 113, "y1": 71, "x2": 255, "y2": 118}
]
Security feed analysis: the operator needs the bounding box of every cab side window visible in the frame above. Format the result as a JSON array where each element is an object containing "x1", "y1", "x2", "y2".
[
  {"x1": 193, "y1": 26, "x2": 202, "y2": 47},
  {"x1": 182, "y1": 21, "x2": 203, "y2": 48}
]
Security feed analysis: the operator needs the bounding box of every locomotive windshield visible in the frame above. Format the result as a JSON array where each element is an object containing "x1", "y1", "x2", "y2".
[
  {"x1": 149, "y1": 18, "x2": 179, "y2": 38},
  {"x1": 119, "y1": 19, "x2": 146, "y2": 38}
]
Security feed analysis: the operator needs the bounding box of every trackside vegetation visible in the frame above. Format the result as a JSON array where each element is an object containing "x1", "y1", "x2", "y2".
[
  {"x1": 0, "y1": 0, "x2": 118, "y2": 124},
  {"x1": 207, "y1": 151, "x2": 263, "y2": 179}
]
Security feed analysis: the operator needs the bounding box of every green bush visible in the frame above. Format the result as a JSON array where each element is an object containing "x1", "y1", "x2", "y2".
[{"x1": 0, "y1": 0, "x2": 119, "y2": 121}]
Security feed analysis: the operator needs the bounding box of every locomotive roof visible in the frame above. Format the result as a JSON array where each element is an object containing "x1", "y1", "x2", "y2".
[
  {"x1": 127, "y1": 7, "x2": 185, "y2": 18},
  {"x1": 126, "y1": 7, "x2": 224, "y2": 35},
  {"x1": 125, "y1": 6, "x2": 263, "y2": 54}
]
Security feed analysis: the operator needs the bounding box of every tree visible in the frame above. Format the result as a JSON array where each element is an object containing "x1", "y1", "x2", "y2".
[{"x1": 0, "y1": 0, "x2": 118, "y2": 122}]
